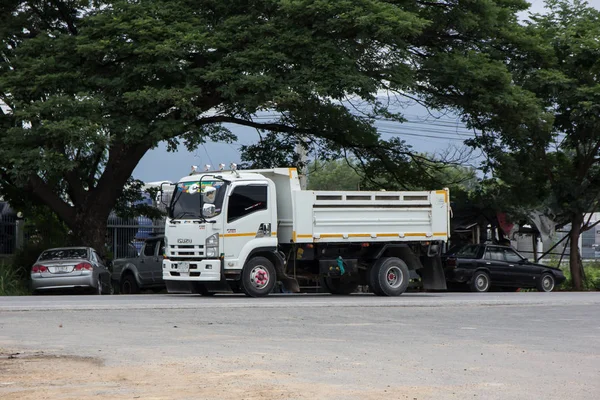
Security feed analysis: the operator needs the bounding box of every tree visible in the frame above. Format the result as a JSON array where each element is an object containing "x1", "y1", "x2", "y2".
[
  {"x1": 307, "y1": 159, "x2": 363, "y2": 191},
  {"x1": 0, "y1": 0, "x2": 530, "y2": 254},
  {"x1": 446, "y1": 0, "x2": 600, "y2": 289}
]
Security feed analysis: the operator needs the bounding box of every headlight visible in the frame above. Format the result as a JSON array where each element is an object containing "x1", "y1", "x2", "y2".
[{"x1": 206, "y1": 233, "x2": 219, "y2": 258}]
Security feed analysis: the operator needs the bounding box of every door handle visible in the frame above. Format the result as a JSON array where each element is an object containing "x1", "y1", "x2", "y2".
[
  {"x1": 486, "y1": 262, "x2": 491, "y2": 265},
  {"x1": 509, "y1": 264, "x2": 514, "y2": 267}
]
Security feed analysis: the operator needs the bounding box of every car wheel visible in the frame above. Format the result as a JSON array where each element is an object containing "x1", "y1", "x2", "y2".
[
  {"x1": 191, "y1": 283, "x2": 215, "y2": 296},
  {"x1": 369, "y1": 257, "x2": 410, "y2": 296},
  {"x1": 469, "y1": 271, "x2": 490, "y2": 293},
  {"x1": 537, "y1": 273, "x2": 555, "y2": 292},
  {"x1": 319, "y1": 276, "x2": 359, "y2": 295},
  {"x1": 241, "y1": 256, "x2": 276, "y2": 297},
  {"x1": 120, "y1": 275, "x2": 140, "y2": 294}
]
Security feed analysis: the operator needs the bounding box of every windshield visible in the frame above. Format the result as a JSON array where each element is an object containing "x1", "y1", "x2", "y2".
[
  {"x1": 169, "y1": 178, "x2": 227, "y2": 219},
  {"x1": 39, "y1": 248, "x2": 88, "y2": 261}
]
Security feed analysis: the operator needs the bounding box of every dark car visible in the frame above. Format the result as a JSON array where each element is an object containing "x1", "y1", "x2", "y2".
[
  {"x1": 111, "y1": 236, "x2": 165, "y2": 294},
  {"x1": 443, "y1": 243, "x2": 566, "y2": 292}
]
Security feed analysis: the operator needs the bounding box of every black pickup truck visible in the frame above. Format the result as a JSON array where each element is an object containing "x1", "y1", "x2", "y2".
[{"x1": 443, "y1": 244, "x2": 566, "y2": 292}]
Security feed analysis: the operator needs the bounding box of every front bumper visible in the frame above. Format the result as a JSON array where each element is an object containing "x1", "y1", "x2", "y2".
[
  {"x1": 31, "y1": 273, "x2": 95, "y2": 291},
  {"x1": 162, "y1": 259, "x2": 222, "y2": 282}
]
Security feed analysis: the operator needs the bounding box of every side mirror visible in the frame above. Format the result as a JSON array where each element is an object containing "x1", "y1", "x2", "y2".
[
  {"x1": 521, "y1": 258, "x2": 529, "y2": 263},
  {"x1": 202, "y1": 203, "x2": 216, "y2": 218}
]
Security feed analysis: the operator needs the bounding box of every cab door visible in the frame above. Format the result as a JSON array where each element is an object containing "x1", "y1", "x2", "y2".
[
  {"x1": 222, "y1": 183, "x2": 276, "y2": 271},
  {"x1": 138, "y1": 239, "x2": 158, "y2": 285}
]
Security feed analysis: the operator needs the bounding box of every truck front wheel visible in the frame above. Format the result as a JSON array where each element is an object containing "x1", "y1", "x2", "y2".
[
  {"x1": 369, "y1": 257, "x2": 410, "y2": 296},
  {"x1": 241, "y1": 257, "x2": 276, "y2": 297}
]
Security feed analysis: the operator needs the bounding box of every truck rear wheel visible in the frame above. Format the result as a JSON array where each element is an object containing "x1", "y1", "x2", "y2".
[
  {"x1": 241, "y1": 257, "x2": 276, "y2": 297},
  {"x1": 369, "y1": 257, "x2": 410, "y2": 296},
  {"x1": 319, "y1": 276, "x2": 358, "y2": 295}
]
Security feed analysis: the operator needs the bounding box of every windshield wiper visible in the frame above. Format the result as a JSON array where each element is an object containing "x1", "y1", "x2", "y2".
[{"x1": 171, "y1": 211, "x2": 200, "y2": 221}]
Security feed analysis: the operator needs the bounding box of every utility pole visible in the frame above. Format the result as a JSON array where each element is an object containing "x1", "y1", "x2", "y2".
[{"x1": 296, "y1": 138, "x2": 308, "y2": 190}]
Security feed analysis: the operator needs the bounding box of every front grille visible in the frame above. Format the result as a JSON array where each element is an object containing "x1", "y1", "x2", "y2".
[{"x1": 169, "y1": 244, "x2": 204, "y2": 259}]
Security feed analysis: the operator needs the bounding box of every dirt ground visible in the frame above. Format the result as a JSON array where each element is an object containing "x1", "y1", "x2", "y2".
[{"x1": 0, "y1": 350, "x2": 435, "y2": 400}]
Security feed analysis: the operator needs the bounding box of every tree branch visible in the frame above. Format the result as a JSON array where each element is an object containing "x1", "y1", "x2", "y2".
[{"x1": 27, "y1": 174, "x2": 75, "y2": 225}]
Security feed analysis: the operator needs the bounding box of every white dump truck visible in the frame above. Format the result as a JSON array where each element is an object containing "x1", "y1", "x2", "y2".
[{"x1": 161, "y1": 167, "x2": 450, "y2": 297}]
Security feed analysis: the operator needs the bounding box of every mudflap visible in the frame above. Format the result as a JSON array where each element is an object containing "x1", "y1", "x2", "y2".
[
  {"x1": 421, "y1": 255, "x2": 447, "y2": 291},
  {"x1": 274, "y1": 261, "x2": 300, "y2": 293},
  {"x1": 165, "y1": 280, "x2": 193, "y2": 294}
]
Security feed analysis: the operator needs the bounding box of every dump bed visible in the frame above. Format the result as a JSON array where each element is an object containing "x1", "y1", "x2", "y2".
[{"x1": 255, "y1": 168, "x2": 450, "y2": 245}]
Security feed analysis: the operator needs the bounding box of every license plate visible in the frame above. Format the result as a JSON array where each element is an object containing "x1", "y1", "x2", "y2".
[
  {"x1": 55, "y1": 266, "x2": 71, "y2": 273},
  {"x1": 178, "y1": 262, "x2": 189, "y2": 273}
]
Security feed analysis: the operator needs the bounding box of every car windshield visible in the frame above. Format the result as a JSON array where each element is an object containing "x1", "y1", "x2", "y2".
[
  {"x1": 39, "y1": 248, "x2": 88, "y2": 261},
  {"x1": 169, "y1": 178, "x2": 226, "y2": 220},
  {"x1": 455, "y1": 244, "x2": 481, "y2": 259}
]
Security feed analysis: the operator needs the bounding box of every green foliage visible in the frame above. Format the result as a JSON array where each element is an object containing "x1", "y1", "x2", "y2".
[
  {"x1": 559, "y1": 263, "x2": 600, "y2": 291},
  {"x1": 0, "y1": 259, "x2": 30, "y2": 296},
  {"x1": 305, "y1": 156, "x2": 479, "y2": 194},
  {"x1": 460, "y1": 1, "x2": 600, "y2": 220},
  {"x1": 307, "y1": 159, "x2": 362, "y2": 191},
  {"x1": 0, "y1": 0, "x2": 531, "y2": 250}
]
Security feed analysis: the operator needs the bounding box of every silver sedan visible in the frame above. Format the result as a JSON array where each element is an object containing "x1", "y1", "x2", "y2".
[{"x1": 31, "y1": 247, "x2": 111, "y2": 294}]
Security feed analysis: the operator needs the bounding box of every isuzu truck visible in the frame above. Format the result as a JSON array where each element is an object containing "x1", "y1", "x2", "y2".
[{"x1": 162, "y1": 167, "x2": 449, "y2": 297}]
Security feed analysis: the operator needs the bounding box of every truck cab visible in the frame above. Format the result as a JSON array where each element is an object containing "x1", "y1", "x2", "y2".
[{"x1": 162, "y1": 169, "x2": 281, "y2": 296}]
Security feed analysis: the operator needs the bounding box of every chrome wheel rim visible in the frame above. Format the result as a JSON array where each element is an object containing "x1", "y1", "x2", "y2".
[
  {"x1": 385, "y1": 266, "x2": 404, "y2": 289},
  {"x1": 250, "y1": 266, "x2": 270, "y2": 289},
  {"x1": 542, "y1": 276, "x2": 554, "y2": 292},
  {"x1": 475, "y1": 274, "x2": 489, "y2": 291}
]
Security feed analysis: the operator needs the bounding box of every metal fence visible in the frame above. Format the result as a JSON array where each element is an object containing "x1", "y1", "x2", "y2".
[
  {"x1": 0, "y1": 213, "x2": 16, "y2": 255},
  {"x1": 107, "y1": 215, "x2": 165, "y2": 259},
  {"x1": 0, "y1": 210, "x2": 166, "y2": 259}
]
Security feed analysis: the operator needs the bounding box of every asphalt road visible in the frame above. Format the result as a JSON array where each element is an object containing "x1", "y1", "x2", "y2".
[{"x1": 1, "y1": 292, "x2": 599, "y2": 399}]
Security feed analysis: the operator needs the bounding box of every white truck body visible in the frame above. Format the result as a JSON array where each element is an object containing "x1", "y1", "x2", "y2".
[{"x1": 162, "y1": 167, "x2": 450, "y2": 296}]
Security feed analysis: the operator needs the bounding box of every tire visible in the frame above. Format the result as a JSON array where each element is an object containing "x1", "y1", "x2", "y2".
[
  {"x1": 369, "y1": 257, "x2": 410, "y2": 297},
  {"x1": 537, "y1": 273, "x2": 556, "y2": 292},
  {"x1": 241, "y1": 256, "x2": 276, "y2": 297},
  {"x1": 469, "y1": 271, "x2": 490, "y2": 293},
  {"x1": 191, "y1": 282, "x2": 216, "y2": 296},
  {"x1": 319, "y1": 276, "x2": 358, "y2": 295},
  {"x1": 120, "y1": 274, "x2": 140, "y2": 294}
]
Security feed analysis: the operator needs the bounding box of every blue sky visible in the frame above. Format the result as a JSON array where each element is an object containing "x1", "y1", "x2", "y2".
[{"x1": 133, "y1": 0, "x2": 600, "y2": 183}]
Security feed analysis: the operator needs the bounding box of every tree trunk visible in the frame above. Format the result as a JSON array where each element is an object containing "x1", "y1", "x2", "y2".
[
  {"x1": 569, "y1": 214, "x2": 584, "y2": 291},
  {"x1": 68, "y1": 206, "x2": 112, "y2": 260}
]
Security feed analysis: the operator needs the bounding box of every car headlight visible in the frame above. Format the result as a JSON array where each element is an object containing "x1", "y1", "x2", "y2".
[{"x1": 206, "y1": 233, "x2": 219, "y2": 258}]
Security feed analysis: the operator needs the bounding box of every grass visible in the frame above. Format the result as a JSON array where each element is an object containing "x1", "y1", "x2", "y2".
[
  {"x1": 0, "y1": 260, "x2": 31, "y2": 296},
  {"x1": 558, "y1": 262, "x2": 600, "y2": 291}
]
